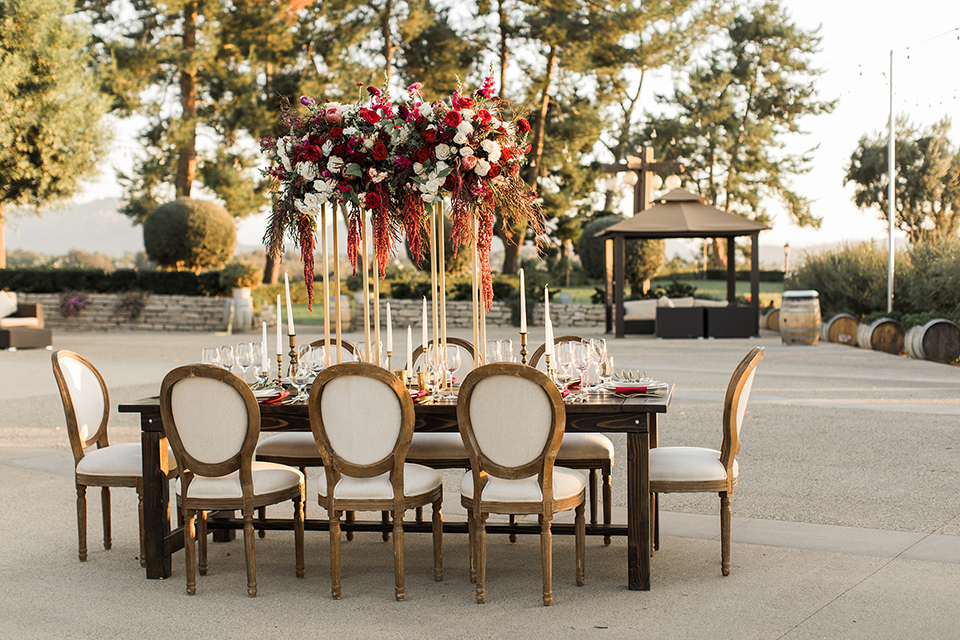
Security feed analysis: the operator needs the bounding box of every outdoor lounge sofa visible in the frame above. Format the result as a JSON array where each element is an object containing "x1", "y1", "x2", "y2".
[
  {"x1": 622, "y1": 296, "x2": 754, "y2": 339},
  {"x1": 0, "y1": 292, "x2": 52, "y2": 350}
]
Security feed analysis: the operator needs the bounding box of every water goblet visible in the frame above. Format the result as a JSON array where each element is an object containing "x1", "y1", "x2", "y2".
[
  {"x1": 310, "y1": 346, "x2": 327, "y2": 374},
  {"x1": 291, "y1": 362, "x2": 312, "y2": 402},
  {"x1": 485, "y1": 340, "x2": 501, "y2": 364},
  {"x1": 201, "y1": 347, "x2": 221, "y2": 367},
  {"x1": 572, "y1": 341, "x2": 590, "y2": 399},
  {"x1": 499, "y1": 339, "x2": 514, "y2": 363},
  {"x1": 600, "y1": 354, "x2": 615, "y2": 389},
  {"x1": 219, "y1": 345, "x2": 235, "y2": 373},
  {"x1": 425, "y1": 344, "x2": 444, "y2": 394},
  {"x1": 556, "y1": 342, "x2": 574, "y2": 387},
  {"x1": 236, "y1": 342, "x2": 254, "y2": 383},
  {"x1": 442, "y1": 344, "x2": 461, "y2": 397}
]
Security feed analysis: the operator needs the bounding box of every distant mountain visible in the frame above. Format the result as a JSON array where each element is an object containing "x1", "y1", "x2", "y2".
[{"x1": 6, "y1": 198, "x2": 144, "y2": 257}]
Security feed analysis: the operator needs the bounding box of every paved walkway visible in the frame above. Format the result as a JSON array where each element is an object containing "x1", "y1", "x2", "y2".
[{"x1": 1, "y1": 327, "x2": 958, "y2": 639}]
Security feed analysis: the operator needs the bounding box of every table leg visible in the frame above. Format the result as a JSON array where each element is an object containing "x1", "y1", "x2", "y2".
[
  {"x1": 141, "y1": 416, "x2": 172, "y2": 579},
  {"x1": 627, "y1": 422, "x2": 651, "y2": 590}
]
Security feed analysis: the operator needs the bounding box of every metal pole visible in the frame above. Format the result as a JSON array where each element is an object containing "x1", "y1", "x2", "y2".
[{"x1": 887, "y1": 49, "x2": 895, "y2": 314}]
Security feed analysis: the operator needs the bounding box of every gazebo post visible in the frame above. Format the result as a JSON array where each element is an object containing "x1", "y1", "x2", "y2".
[
  {"x1": 604, "y1": 238, "x2": 614, "y2": 334},
  {"x1": 751, "y1": 233, "x2": 760, "y2": 336},
  {"x1": 726, "y1": 237, "x2": 737, "y2": 305},
  {"x1": 614, "y1": 235, "x2": 626, "y2": 338}
]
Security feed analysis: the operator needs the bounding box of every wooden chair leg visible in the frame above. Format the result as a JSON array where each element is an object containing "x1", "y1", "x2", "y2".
[
  {"x1": 330, "y1": 506, "x2": 342, "y2": 599},
  {"x1": 476, "y1": 513, "x2": 487, "y2": 604},
  {"x1": 509, "y1": 515, "x2": 517, "y2": 543},
  {"x1": 468, "y1": 512, "x2": 476, "y2": 583},
  {"x1": 184, "y1": 509, "x2": 197, "y2": 595},
  {"x1": 101, "y1": 487, "x2": 112, "y2": 550},
  {"x1": 198, "y1": 510, "x2": 208, "y2": 576},
  {"x1": 575, "y1": 502, "x2": 585, "y2": 587},
  {"x1": 76, "y1": 484, "x2": 87, "y2": 562},
  {"x1": 720, "y1": 492, "x2": 731, "y2": 576},
  {"x1": 540, "y1": 515, "x2": 553, "y2": 606},
  {"x1": 416, "y1": 506, "x2": 423, "y2": 522},
  {"x1": 243, "y1": 512, "x2": 257, "y2": 596},
  {"x1": 431, "y1": 496, "x2": 443, "y2": 581},
  {"x1": 294, "y1": 493, "x2": 305, "y2": 579},
  {"x1": 393, "y1": 508, "x2": 405, "y2": 601},
  {"x1": 602, "y1": 462, "x2": 613, "y2": 546},
  {"x1": 653, "y1": 492, "x2": 660, "y2": 551},
  {"x1": 588, "y1": 469, "x2": 598, "y2": 526},
  {"x1": 257, "y1": 506, "x2": 266, "y2": 538},
  {"x1": 137, "y1": 483, "x2": 146, "y2": 567},
  {"x1": 381, "y1": 511, "x2": 390, "y2": 541},
  {"x1": 345, "y1": 510, "x2": 355, "y2": 542}
]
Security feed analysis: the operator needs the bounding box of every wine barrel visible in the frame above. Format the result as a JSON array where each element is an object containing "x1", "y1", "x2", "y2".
[
  {"x1": 856, "y1": 318, "x2": 905, "y2": 354},
  {"x1": 821, "y1": 313, "x2": 859, "y2": 346},
  {"x1": 761, "y1": 307, "x2": 779, "y2": 332},
  {"x1": 904, "y1": 319, "x2": 960, "y2": 363},
  {"x1": 780, "y1": 290, "x2": 821, "y2": 345}
]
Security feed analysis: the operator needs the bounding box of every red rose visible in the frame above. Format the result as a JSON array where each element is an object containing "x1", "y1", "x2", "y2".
[
  {"x1": 517, "y1": 118, "x2": 531, "y2": 134},
  {"x1": 360, "y1": 108, "x2": 381, "y2": 125},
  {"x1": 303, "y1": 145, "x2": 321, "y2": 162},
  {"x1": 397, "y1": 104, "x2": 410, "y2": 120},
  {"x1": 372, "y1": 141, "x2": 388, "y2": 161},
  {"x1": 487, "y1": 164, "x2": 500, "y2": 179},
  {"x1": 457, "y1": 96, "x2": 475, "y2": 109},
  {"x1": 500, "y1": 146, "x2": 514, "y2": 162},
  {"x1": 365, "y1": 192, "x2": 382, "y2": 210},
  {"x1": 413, "y1": 146, "x2": 434, "y2": 164},
  {"x1": 329, "y1": 126, "x2": 343, "y2": 140},
  {"x1": 476, "y1": 109, "x2": 492, "y2": 126},
  {"x1": 423, "y1": 127, "x2": 438, "y2": 143},
  {"x1": 443, "y1": 173, "x2": 459, "y2": 191},
  {"x1": 444, "y1": 110, "x2": 462, "y2": 128}
]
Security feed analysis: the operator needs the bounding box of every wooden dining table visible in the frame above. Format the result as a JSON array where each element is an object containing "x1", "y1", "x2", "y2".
[{"x1": 119, "y1": 387, "x2": 672, "y2": 591}]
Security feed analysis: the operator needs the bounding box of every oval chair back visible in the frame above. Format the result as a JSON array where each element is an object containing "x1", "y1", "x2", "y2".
[
  {"x1": 410, "y1": 337, "x2": 475, "y2": 381},
  {"x1": 52, "y1": 350, "x2": 110, "y2": 458},
  {"x1": 719, "y1": 346, "x2": 764, "y2": 480},
  {"x1": 310, "y1": 337, "x2": 361, "y2": 364},
  {"x1": 529, "y1": 335, "x2": 584, "y2": 371},
  {"x1": 160, "y1": 365, "x2": 261, "y2": 506}
]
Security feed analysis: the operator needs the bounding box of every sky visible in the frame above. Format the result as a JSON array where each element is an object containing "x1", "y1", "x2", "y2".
[{"x1": 54, "y1": 1, "x2": 960, "y2": 259}]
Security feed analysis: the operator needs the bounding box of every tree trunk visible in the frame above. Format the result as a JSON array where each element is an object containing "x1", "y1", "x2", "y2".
[
  {"x1": 263, "y1": 250, "x2": 281, "y2": 284},
  {"x1": 175, "y1": 2, "x2": 198, "y2": 198},
  {"x1": 500, "y1": 44, "x2": 558, "y2": 274},
  {"x1": 711, "y1": 238, "x2": 727, "y2": 270},
  {"x1": 498, "y1": 0, "x2": 508, "y2": 94},
  {"x1": 381, "y1": 0, "x2": 394, "y2": 84},
  {"x1": 0, "y1": 205, "x2": 5, "y2": 269}
]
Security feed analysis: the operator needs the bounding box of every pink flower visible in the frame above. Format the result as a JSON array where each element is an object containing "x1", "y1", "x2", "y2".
[{"x1": 461, "y1": 155, "x2": 478, "y2": 171}]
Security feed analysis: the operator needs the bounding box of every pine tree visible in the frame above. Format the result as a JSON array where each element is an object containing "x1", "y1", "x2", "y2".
[
  {"x1": 645, "y1": 1, "x2": 834, "y2": 267},
  {"x1": 0, "y1": 0, "x2": 110, "y2": 268}
]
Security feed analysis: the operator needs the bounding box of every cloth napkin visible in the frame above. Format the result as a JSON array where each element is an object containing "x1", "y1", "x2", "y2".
[
  {"x1": 261, "y1": 390, "x2": 290, "y2": 404},
  {"x1": 612, "y1": 383, "x2": 668, "y2": 396}
]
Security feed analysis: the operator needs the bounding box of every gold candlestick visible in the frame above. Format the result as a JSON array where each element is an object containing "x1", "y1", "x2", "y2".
[
  {"x1": 544, "y1": 352, "x2": 555, "y2": 380},
  {"x1": 276, "y1": 352, "x2": 283, "y2": 381},
  {"x1": 387, "y1": 350, "x2": 393, "y2": 372},
  {"x1": 519, "y1": 332, "x2": 529, "y2": 365},
  {"x1": 286, "y1": 333, "x2": 298, "y2": 378}
]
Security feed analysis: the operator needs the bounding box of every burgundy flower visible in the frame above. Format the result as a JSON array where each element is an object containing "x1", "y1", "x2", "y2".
[
  {"x1": 413, "y1": 146, "x2": 434, "y2": 164},
  {"x1": 360, "y1": 108, "x2": 381, "y2": 125},
  {"x1": 300, "y1": 96, "x2": 316, "y2": 107},
  {"x1": 395, "y1": 156, "x2": 412, "y2": 170},
  {"x1": 303, "y1": 145, "x2": 321, "y2": 162},
  {"x1": 372, "y1": 141, "x2": 388, "y2": 161},
  {"x1": 444, "y1": 110, "x2": 462, "y2": 128},
  {"x1": 476, "y1": 109, "x2": 492, "y2": 126},
  {"x1": 517, "y1": 118, "x2": 531, "y2": 134},
  {"x1": 329, "y1": 126, "x2": 343, "y2": 140},
  {"x1": 365, "y1": 192, "x2": 382, "y2": 210},
  {"x1": 423, "y1": 128, "x2": 438, "y2": 143},
  {"x1": 337, "y1": 182, "x2": 352, "y2": 192},
  {"x1": 398, "y1": 104, "x2": 410, "y2": 120},
  {"x1": 487, "y1": 164, "x2": 500, "y2": 179},
  {"x1": 457, "y1": 96, "x2": 475, "y2": 110}
]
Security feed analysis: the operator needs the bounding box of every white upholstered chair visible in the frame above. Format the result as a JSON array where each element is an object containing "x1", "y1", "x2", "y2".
[
  {"x1": 529, "y1": 336, "x2": 616, "y2": 544},
  {"x1": 52, "y1": 350, "x2": 176, "y2": 566},
  {"x1": 650, "y1": 346, "x2": 763, "y2": 576},
  {"x1": 308, "y1": 363, "x2": 443, "y2": 601},
  {"x1": 457, "y1": 363, "x2": 586, "y2": 606},
  {"x1": 160, "y1": 364, "x2": 305, "y2": 596}
]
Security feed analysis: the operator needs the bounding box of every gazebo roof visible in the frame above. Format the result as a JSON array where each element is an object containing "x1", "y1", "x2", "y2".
[{"x1": 597, "y1": 188, "x2": 769, "y2": 239}]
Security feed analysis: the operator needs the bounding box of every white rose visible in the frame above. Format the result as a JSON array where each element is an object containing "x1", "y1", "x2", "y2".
[
  {"x1": 481, "y1": 139, "x2": 502, "y2": 163},
  {"x1": 422, "y1": 192, "x2": 437, "y2": 203},
  {"x1": 298, "y1": 161, "x2": 318, "y2": 182},
  {"x1": 327, "y1": 156, "x2": 344, "y2": 173},
  {"x1": 435, "y1": 144, "x2": 452, "y2": 160},
  {"x1": 489, "y1": 116, "x2": 502, "y2": 129},
  {"x1": 453, "y1": 132, "x2": 470, "y2": 145},
  {"x1": 343, "y1": 127, "x2": 358, "y2": 137},
  {"x1": 461, "y1": 108, "x2": 475, "y2": 121},
  {"x1": 475, "y1": 158, "x2": 491, "y2": 177},
  {"x1": 413, "y1": 162, "x2": 425, "y2": 175},
  {"x1": 321, "y1": 140, "x2": 334, "y2": 156},
  {"x1": 425, "y1": 178, "x2": 443, "y2": 193},
  {"x1": 457, "y1": 121, "x2": 474, "y2": 136},
  {"x1": 435, "y1": 161, "x2": 449, "y2": 172},
  {"x1": 314, "y1": 179, "x2": 335, "y2": 194},
  {"x1": 303, "y1": 192, "x2": 320, "y2": 209},
  {"x1": 418, "y1": 103, "x2": 433, "y2": 118},
  {"x1": 325, "y1": 102, "x2": 342, "y2": 112},
  {"x1": 459, "y1": 146, "x2": 474, "y2": 157}
]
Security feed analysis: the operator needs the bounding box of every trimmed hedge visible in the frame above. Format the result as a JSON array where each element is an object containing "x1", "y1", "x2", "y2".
[
  {"x1": 662, "y1": 269, "x2": 786, "y2": 282},
  {"x1": 0, "y1": 268, "x2": 229, "y2": 297}
]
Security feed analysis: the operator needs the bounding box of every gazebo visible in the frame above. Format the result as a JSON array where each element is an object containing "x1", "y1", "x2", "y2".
[{"x1": 596, "y1": 188, "x2": 770, "y2": 338}]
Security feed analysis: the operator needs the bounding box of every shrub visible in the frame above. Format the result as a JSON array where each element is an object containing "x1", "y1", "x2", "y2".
[
  {"x1": 143, "y1": 198, "x2": 236, "y2": 270},
  {"x1": 785, "y1": 242, "x2": 895, "y2": 318},
  {"x1": 58, "y1": 291, "x2": 89, "y2": 318},
  {"x1": 896, "y1": 238, "x2": 960, "y2": 318},
  {"x1": 576, "y1": 214, "x2": 664, "y2": 295},
  {"x1": 219, "y1": 261, "x2": 263, "y2": 289}
]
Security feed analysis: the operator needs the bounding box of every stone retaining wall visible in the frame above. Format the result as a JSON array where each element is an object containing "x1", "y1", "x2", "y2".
[{"x1": 18, "y1": 293, "x2": 234, "y2": 332}]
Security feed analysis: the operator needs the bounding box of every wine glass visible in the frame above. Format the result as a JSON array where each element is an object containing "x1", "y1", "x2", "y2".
[
  {"x1": 219, "y1": 345, "x2": 235, "y2": 373},
  {"x1": 499, "y1": 339, "x2": 514, "y2": 363},
  {"x1": 572, "y1": 341, "x2": 591, "y2": 399},
  {"x1": 442, "y1": 344, "x2": 461, "y2": 396},
  {"x1": 600, "y1": 354, "x2": 615, "y2": 389},
  {"x1": 556, "y1": 341, "x2": 574, "y2": 387},
  {"x1": 236, "y1": 342, "x2": 254, "y2": 383},
  {"x1": 201, "y1": 347, "x2": 220, "y2": 367},
  {"x1": 425, "y1": 344, "x2": 444, "y2": 394},
  {"x1": 310, "y1": 346, "x2": 327, "y2": 375},
  {"x1": 291, "y1": 362, "x2": 312, "y2": 402},
  {"x1": 584, "y1": 340, "x2": 603, "y2": 393},
  {"x1": 485, "y1": 340, "x2": 501, "y2": 364}
]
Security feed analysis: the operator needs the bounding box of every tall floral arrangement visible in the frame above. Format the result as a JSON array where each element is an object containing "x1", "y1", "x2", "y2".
[{"x1": 260, "y1": 75, "x2": 543, "y2": 311}]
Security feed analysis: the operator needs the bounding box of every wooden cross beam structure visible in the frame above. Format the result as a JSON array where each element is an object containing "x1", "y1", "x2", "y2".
[{"x1": 601, "y1": 147, "x2": 683, "y2": 334}]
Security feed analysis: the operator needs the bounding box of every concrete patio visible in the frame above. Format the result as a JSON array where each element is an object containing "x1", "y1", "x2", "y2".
[{"x1": 2, "y1": 327, "x2": 958, "y2": 639}]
